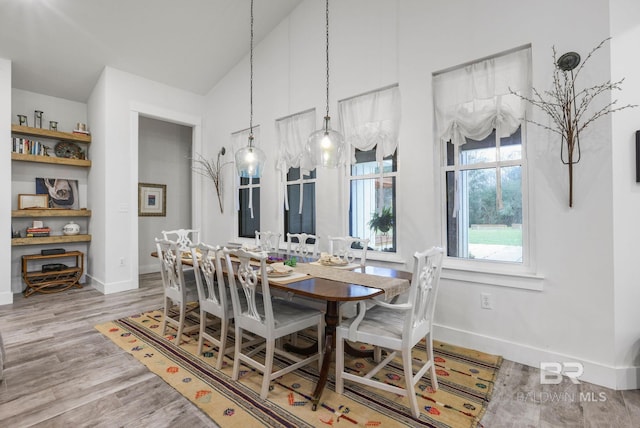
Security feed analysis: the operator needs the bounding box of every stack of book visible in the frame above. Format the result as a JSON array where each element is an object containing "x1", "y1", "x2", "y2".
[
  {"x1": 26, "y1": 227, "x2": 51, "y2": 237},
  {"x1": 12, "y1": 137, "x2": 46, "y2": 156}
]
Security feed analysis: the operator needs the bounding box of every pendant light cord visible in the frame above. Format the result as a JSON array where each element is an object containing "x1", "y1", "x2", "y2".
[
  {"x1": 324, "y1": 0, "x2": 330, "y2": 121},
  {"x1": 249, "y1": 0, "x2": 254, "y2": 146}
]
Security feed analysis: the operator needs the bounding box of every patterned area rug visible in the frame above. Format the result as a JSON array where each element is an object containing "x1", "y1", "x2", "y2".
[{"x1": 96, "y1": 309, "x2": 501, "y2": 427}]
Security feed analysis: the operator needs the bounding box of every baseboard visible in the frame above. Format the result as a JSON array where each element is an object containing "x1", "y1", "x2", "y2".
[
  {"x1": 87, "y1": 275, "x2": 137, "y2": 295},
  {"x1": 139, "y1": 264, "x2": 159, "y2": 275},
  {"x1": 0, "y1": 291, "x2": 13, "y2": 306},
  {"x1": 434, "y1": 324, "x2": 640, "y2": 390}
]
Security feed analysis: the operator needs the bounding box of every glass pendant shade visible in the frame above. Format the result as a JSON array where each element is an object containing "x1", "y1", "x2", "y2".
[
  {"x1": 235, "y1": 141, "x2": 266, "y2": 179},
  {"x1": 307, "y1": 116, "x2": 344, "y2": 168}
]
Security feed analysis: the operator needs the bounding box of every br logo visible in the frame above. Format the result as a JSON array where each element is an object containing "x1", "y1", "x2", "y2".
[{"x1": 540, "y1": 362, "x2": 584, "y2": 384}]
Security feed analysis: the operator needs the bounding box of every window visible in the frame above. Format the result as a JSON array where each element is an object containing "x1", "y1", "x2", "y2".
[
  {"x1": 339, "y1": 84, "x2": 401, "y2": 253},
  {"x1": 275, "y1": 109, "x2": 317, "y2": 241},
  {"x1": 433, "y1": 46, "x2": 531, "y2": 265},
  {"x1": 284, "y1": 168, "x2": 316, "y2": 236},
  {"x1": 350, "y1": 148, "x2": 397, "y2": 252},
  {"x1": 238, "y1": 176, "x2": 260, "y2": 238},
  {"x1": 232, "y1": 126, "x2": 261, "y2": 239},
  {"x1": 444, "y1": 128, "x2": 523, "y2": 262}
]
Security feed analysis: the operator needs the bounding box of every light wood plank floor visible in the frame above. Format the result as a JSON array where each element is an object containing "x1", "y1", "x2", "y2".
[{"x1": 0, "y1": 273, "x2": 638, "y2": 427}]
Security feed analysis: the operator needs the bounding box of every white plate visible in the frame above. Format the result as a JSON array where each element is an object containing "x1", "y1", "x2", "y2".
[
  {"x1": 268, "y1": 270, "x2": 294, "y2": 278},
  {"x1": 319, "y1": 259, "x2": 348, "y2": 266}
]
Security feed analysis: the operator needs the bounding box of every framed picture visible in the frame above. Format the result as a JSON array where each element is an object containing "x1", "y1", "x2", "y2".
[
  {"x1": 35, "y1": 177, "x2": 80, "y2": 209},
  {"x1": 138, "y1": 183, "x2": 166, "y2": 216},
  {"x1": 18, "y1": 194, "x2": 49, "y2": 209}
]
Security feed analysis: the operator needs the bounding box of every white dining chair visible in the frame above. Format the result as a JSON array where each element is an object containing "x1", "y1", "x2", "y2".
[
  {"x1": 335, "y1": 247, "x2": 444, "y2": 418},
  {"x1": 327, "y1": 236, "x2": 369, "y2": 268},
  {"x1": 255, "y1": 231, "x2": 282, "y2": 251},
  {"x1": 162, "y1": 229, "x2": 200, "y2": 252},
  {"x1": 155, "y1": 238, "x2": 200, "y2": 345},
  {"x1": 162, "y1": 229, "x2": 200, "y2": 279},
  {"x1": 190, "y1": 243, "x2": 233, "y2": 369},
  {"x1": 286, "y1": 233, "x2": 320, "y2": 258},
  {"x1": 328, "y1": 236, "x2": 370, "y2": 320},
  {"x1": 224, "y1": 247, "x2": 324, "y2": 399}
]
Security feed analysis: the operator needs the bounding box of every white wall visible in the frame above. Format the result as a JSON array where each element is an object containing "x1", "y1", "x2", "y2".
[
  {"x1": 202, "y1": 0, "x2": 637, "y2": 388},
  {"x1": 610, "y1": 0, "x2": 640, "y2": 389},
  {"x1": 138, "y1": 116, "x2": 193, "y2": 274},
  {"x1": 86, "y1": 67, "x2": 203, "y2": 294},
  {"x1": 0, "y1": 58, "x2": 11, "y2": 305}
]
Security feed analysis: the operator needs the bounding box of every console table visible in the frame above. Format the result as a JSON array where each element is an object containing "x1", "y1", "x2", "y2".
[{"x1": 22, "y1": 251, "x2": 84, "y2": 297}]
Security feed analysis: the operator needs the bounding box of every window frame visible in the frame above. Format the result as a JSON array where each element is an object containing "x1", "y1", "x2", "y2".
[
  {"x1": 238, "y1": 176, "x2": 260, "y2": 239},
  {"x1": 283, "y1": 167, "x2": 317, "y2": 238},
  {"x1": 347, "y1": 146, "x2": 399, "y2": 255},
  {"x1": 438, "y1": 122, "x2": 535, "y2": 278}
]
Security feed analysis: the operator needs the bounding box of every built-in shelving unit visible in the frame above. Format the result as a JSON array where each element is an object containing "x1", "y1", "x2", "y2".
[{"x1": 11, "y1": 124, "x2": 92, "y2": 291}]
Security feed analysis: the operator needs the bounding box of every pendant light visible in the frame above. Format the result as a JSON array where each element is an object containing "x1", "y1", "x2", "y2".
[
  {"x1": 235, "y1": 0, "x2": 266, "y2": 178},
  {"x1": 306, "y1": 0, "x2": 344, "y2": 168}
]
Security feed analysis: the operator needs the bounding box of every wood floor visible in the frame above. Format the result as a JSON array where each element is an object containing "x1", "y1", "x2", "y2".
[{"x1": 0, "y1": 273, "x2": 638, "y2": 427}]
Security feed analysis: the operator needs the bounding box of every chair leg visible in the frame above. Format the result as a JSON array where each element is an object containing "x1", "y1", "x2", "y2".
[
  {"x1": 403, "y1": 350, "x2": 421, "y2": 419},
  {"x1": 232, "y1": 326, "x2": 243, "y2": 381},
  {"x1": 161, "y1": 297, "x2": 169, "y2": 337},
  {"x1": 260, "y1": 340, "x2": 275, "y2": 399},
  {"x1": 175, "y1": 303, "x2": 186, "y2": 345},
  {"x1": 316, "y1": 322, "x2": 323, "y2": 372},
  {"x1": 216, "y1": 317, "x2": 229, "y2": 370},
  {"x1": 427, "y1": 333, "x2": 438, "y2": 390},
  {"x1": 335, "y1": 334, "x2": 344, "y2": 394},
  {"x1": 197, "y1": 311, "x2": 207, "y2": 356},
  {"x1": 374, "y1": 345, "x2": 382, "y2": 363}
]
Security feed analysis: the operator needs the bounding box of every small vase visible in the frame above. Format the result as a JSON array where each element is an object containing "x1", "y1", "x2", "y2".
[{"x1": 63, "y1": 221, "x2": 80, "y2": 236}]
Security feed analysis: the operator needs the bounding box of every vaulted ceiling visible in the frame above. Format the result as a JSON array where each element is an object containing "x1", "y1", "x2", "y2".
[{"x1": 0, "y1": 0, "x2": 302, "y2": 102}]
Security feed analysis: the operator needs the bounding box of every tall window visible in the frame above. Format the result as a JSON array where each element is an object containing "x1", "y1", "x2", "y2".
[
  {"x1": 233, "y1": 127, "x2": 261, "y2": 238},
  {"x1": 284, "y1": 168, "x2": 316, "y2": 235},
  {"x1": 433, "y1": 46, "x2": 531, "y2": 264},
  {"x1": 339, "y1": 85, "x2": 401, "y2": 253},
  {"x1": 275, "y1": 109, "x2": 316, "y2": 240},
  {"x1": 444, "y1": 128, "x2": 523, "y2": 261},
  {"x1": 238, "y1": 176, "x2": 260, "y2": 238},
  {"x1": 350, "y1": 148, "x2": 397, "y2": 252}
]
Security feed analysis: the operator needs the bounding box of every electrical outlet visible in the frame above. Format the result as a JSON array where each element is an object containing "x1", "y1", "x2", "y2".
[
  {"x1": 480, "y1": 292, "x2": 493, "y2": 309},
  {"x1": 119, "y1": 257, "x2": 125, "y2": 266}
]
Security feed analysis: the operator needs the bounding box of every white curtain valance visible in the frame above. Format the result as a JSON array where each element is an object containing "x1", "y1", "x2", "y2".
[
  {"x1": 232, "y1": 126, "x2": 261, "y2": 218},
  {"x1": 433, "y1": 47, "x2": 531, "y2": 216},
  {"x1": 338, "y1": 85, "x2": 401, "y2": 164},
  {"x1": 275, "y1": 109, "x2": 316, "y2": 213},
  {"x1": 275, "y1": 109, "x2": 315, "y2": 175},
  {"x1": 433, "y1": 47, "x2": 531, "y2": 146}
]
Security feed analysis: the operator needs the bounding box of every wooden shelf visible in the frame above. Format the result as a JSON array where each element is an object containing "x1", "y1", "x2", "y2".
[
  {"x1": 11, "y1": 125, "x2": 91, "y2": 143},
  {"x1": 12, "y1": 234, "x2": 92, "y2": 246},
  {"x1": 11, "y1": 152, "x2": 91, "y2": 167},
  {"x1": 22, "y1": 250, "x2": 84, "y2": 297},
  {"x1": 12, "y1": 209, "x2": 92, "y2": 218}
]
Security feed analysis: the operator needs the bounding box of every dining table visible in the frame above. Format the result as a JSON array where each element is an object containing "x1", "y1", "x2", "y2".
[
  {"x1": 253, "y1": 256, "x2": 412, "y2": 410},
  {"x1": 156, "y1": 249, "x2": 412, "y2": 410}
]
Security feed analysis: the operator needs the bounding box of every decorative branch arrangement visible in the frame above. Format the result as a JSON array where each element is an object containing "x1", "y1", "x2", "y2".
[
  {"x1": 192, "y1": 148, "x2": 232, "y2": 213},
  {"x1": 513, "y1": 38, "x2": 636, "y2": 207}
]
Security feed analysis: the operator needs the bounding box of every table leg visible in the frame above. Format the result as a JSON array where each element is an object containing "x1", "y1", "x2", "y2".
[
  {"x1": 284, "y1": 300, "x2": 376, "y2": 411},
  {"x1": 310, "y1": 301, "x2": 338, "y2": 410}
]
